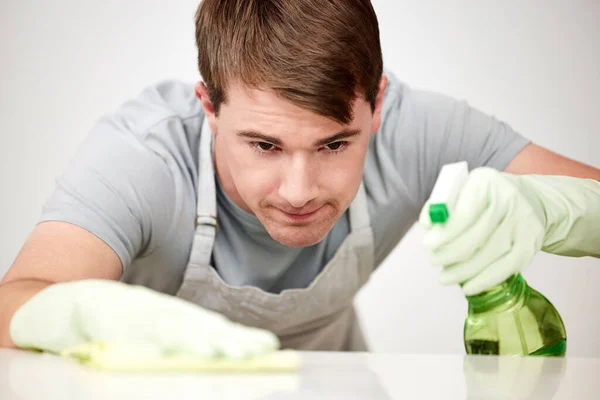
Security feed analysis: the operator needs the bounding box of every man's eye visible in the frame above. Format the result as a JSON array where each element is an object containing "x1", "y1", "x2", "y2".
[
  {"x1": 255, "y1": 142, "x2": 275, "y2": 151},
  {"x1": 325, "y1": 141, "x2": 346, "y2": 151}
]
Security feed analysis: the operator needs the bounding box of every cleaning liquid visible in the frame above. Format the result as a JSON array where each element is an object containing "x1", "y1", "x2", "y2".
[
  {"x1": 429, "y1": 162, "x2": 567, "y2": 356},
  {"x1": 463, "y1": 273, "x2": 566, "y2": 356}
]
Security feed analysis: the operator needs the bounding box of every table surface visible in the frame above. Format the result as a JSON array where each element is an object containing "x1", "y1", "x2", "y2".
[{"x1": 1, "y1": 348, "x2": 598, "y2": 399}]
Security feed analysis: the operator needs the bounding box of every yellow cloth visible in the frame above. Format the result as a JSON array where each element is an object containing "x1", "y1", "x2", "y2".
[{"x1": 61, "y1": 342, "x2": 301, "y2": 372}]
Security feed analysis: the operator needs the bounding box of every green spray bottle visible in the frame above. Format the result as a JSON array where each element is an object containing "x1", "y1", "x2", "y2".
[{"x1": 428, "y1": 162, "x2": 567, "y2": 356}]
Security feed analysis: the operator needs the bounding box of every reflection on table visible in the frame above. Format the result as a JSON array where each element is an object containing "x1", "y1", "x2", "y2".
[{"x1": 1, "y1": 349, "x2": 598, "y2": 399}]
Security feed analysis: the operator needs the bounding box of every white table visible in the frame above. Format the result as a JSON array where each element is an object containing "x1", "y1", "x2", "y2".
[{"x1": 1, "y1": 348, "x2": 598, "y2": 399}]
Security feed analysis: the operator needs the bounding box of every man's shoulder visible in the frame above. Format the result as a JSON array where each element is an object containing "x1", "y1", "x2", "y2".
[
  {"x1": 381, "y1": 68, "x2": 459, "y2": 124},
  {"x1": 102, "y1": 79, "x2": 204, "y2": 139},
  {"x1": 80, "y1": 79, "x2": 205, "y2": 192}
]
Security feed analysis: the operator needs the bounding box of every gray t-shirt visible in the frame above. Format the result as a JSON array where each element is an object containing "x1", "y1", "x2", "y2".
[{"x1": 39, "y1": 70, "x2": 529, "y2": 295}]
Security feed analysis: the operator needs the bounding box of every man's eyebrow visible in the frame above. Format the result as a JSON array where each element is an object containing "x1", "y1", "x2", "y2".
[
  {"x1": 236, "y1": 130, "x2": 283, "y2": 146},
  {"x1": 236, "y1": 128, "x2": 361, "y2": 147},
  {"x1": 313, "y1": 129, "x2": 361, "y2": 147}
]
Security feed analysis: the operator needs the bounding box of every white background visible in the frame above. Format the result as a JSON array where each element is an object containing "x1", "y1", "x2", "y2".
[{"x1": 1, "y1": 1, "x2": 598, "y2": 357}]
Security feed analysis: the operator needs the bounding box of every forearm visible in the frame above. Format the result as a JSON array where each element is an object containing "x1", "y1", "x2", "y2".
[
  {"x1": 510, "y1": 174, "x2": 600, "y2": 257},
  {"x1": 0, "y1": 279, "x2": 53, "y2": 349}
]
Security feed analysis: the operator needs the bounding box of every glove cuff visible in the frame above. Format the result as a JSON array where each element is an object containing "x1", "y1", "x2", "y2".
[{"x1": 504, "y1": 173, "x2": 600, "y2": 257}]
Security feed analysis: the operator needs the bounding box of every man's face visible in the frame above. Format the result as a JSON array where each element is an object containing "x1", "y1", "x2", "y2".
[{"x1": 198, "y1": 78, "x2": 386, "y2": 248}]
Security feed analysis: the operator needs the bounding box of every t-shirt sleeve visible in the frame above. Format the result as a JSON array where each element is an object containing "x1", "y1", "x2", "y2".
[
  {"x1": 38, "y1": 114, "x2": 179, "y2": 272},
  {"x1": 380, "y1": 72, "x2": 531, "y2": 208}
]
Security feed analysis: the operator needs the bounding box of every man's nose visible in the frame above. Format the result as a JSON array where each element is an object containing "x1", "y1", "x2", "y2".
[{"x1": 278, "y1": 155, "x2": 319, "y2": 208}]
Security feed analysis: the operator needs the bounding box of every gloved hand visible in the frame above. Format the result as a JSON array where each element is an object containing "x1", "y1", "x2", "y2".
[
  {"x1": 10, "y1": 279, "x2": 279, "y2": 360},
  {"x1": 419, "y1": 167, "x2": 600, "y2": 296}
]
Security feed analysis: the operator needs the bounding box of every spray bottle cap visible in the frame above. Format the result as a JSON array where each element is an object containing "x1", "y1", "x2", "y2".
[{"x1": 428, "y1": 161, "x2": 469, "y2": 224}]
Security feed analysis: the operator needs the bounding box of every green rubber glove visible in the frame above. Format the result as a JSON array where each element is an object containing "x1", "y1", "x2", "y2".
[
  {"x1": 10, "y1": 279, "x2": 280, "y2": 361},
  {"x1": 419, "y1": 167, "x2": 600, "y2": 296}
]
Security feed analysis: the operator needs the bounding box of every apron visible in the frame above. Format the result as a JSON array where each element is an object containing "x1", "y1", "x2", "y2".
[{"x1": 176, "y1": 119, "x2": 375, "y2": 351}]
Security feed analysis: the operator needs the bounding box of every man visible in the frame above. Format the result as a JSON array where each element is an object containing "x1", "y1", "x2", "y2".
[{"x1": 1, "y1": 0, "x2": 599, "y2": 360}]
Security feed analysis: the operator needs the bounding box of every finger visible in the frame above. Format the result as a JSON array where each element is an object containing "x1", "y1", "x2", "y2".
[
  {"x1": 215, "y1": 329, "x2": 249, "y2": 359},
  {"x1": 165, "y1": 319, "x2": 218, "y2": 358},
  {"x1": 438, "y1": 218, "x2": 513, "y2": 285},
  {"x1": 428, "y1": 193, "x2": 507, "y2": 266},
  {"x1": 461, "y1": 215, "x2": 541, "y2": 296},
  {"x1": 249, "y1": 327, "x2": 279, "y2": 351},
  {"x1": 238, "y1": 328, "x2": 280, "y2": 357},
  {"x1": 461, "y1": 245, "x2": 529, "y2": 296},
  {"x1": 182, "y1": 339, "x2": 218, "y2": 358},
  {"x1": 214, "y1": 325, "x2": 276, "y2": 359}
]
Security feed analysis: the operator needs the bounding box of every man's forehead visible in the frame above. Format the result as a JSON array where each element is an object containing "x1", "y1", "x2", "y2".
[
  {"x1": 220, "y1": 83, "x2": 366, "y2": 133},
  {"x1": 225, "y1": 84, "x2": 313, "y2": 119}
]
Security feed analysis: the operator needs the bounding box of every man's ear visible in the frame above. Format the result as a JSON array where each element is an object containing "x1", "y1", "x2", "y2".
[
  {"x1": 195, "y1": 82, "x2": 218, "y2": 133},
  {"x1": 370, "y1": 75, "x2": 388, "y2": 134}
]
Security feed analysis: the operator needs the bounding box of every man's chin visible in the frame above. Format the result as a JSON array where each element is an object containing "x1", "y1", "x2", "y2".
[
  {"x1": 275, "y1": 234, "x2": 323, "y2": 248},
  {"x1": 265, "y1": 223, "x2": 332, "y2": 248}
]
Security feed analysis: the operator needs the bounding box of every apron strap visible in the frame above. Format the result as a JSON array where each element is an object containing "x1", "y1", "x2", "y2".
[
  {"x1": 191, "y1": 117, "x2": 217, "y2": 268},
  {"x1": 349, "y1": 182, "x2": 370, "y2": 232}
]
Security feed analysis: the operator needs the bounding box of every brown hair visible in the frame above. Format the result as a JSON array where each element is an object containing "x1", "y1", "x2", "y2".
[{"x1": 195, "y1": 0, "x2": 383, "y2": 124}]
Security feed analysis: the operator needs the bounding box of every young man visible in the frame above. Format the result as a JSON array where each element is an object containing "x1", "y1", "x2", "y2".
[{"x1": 1, "y1": 0, "x2": 599, "y2": 359}]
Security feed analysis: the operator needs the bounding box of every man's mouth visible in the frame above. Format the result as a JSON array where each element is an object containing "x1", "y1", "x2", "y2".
[{"x1": 276, "y1": 206, "x2": 322, "y2": 222}]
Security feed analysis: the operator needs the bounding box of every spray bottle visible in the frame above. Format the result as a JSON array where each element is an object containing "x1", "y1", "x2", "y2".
[{"x1": 428, "y1": 162, "x2": 567, "y2": 356}]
